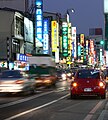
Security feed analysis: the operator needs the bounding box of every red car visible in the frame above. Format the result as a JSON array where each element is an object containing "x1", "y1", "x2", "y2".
[{"x1": 70, "y1": 69, "x2": 106, "y2": 99}]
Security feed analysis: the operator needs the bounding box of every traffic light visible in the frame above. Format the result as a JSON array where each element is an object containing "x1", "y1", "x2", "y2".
[{"x1": 100, "y1": 40, "x2": 104, "y2": 45}]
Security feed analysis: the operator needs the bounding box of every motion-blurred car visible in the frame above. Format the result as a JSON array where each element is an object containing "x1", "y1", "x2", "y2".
[
  {"x1": 61, "y1": 69, "x2": 76, "y2": 81},
  {"x1": 0, "y1": 70, "x2": 36, "y2": 94},
  {"x1": 0, "y1": 67, "x2": 8, "y2": 73},
  {"x1": 65, "y1": 69, "x2": 73, "y2": 79},
  {"x1": 29, "y1": 65, "x2": 57, "y2": 87},
  {"x1": 56, "y1": 69, "x2": 63, "y2": 79},
  {"x1": 56, "y1": 69, "x2": 67, "y2": 80},
  {"x1": 70, "y1": 69, "x2": 106, "y2": 99}
]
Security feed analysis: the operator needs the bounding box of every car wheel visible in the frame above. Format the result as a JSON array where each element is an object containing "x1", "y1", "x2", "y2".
[
  {"x1": 30, "y1": 87, "x2": 35, "y2": 94},
  {"x1": 70, "y1": 93, "x2": 76, "y2": 99},
  {"x1": 101, "y1": 93, "x2": 106, "y2": 99}
]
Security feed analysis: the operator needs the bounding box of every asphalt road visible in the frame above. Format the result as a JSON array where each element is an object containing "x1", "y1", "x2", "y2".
[{"x1": 0, "y1": 80, "x2": 107, "y2": 120}]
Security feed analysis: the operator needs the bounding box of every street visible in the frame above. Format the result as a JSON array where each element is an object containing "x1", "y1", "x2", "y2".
[{"x1": 0, "y1": 79, "x2": 107, "y2": 120}]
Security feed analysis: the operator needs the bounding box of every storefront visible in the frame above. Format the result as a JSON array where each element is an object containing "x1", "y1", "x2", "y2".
[{"x1": 14, "y1": 53, "x2": 29, "y2": 71}]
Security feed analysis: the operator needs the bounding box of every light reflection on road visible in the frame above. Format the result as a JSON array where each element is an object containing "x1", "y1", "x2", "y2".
[{"x1": 56, "y1": 79, "x2": 71, "y2": 91}]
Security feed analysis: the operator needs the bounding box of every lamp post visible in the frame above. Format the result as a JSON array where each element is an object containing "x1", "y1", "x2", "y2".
[{"x1": 66, "y1": 8, "x2": 75, "y2": 23}]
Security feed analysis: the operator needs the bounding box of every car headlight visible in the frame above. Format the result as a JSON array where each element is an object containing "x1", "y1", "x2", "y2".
[
  {"x1": 67, "y1": 73, "x2": 71, "y2": 76},
  {"x1": 62, "y1": 73, "x2": 66, "y2": 78}
]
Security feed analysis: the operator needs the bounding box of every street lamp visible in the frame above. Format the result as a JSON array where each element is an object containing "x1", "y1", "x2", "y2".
[{"x1": 66, "y1": 8, "x2": 75, "y2": 23}]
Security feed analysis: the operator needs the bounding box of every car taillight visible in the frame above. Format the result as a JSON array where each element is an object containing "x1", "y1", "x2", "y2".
[
  {"x1": 44, "y1": 79, "x2": 51, "y2": 83},
  {"x1": 99, "y1": 82, "x2": 104, "y2": 87},
  {"x1": 72, "y1": 82, "x2": 78, "y2": 87},
  {"x1": 15, "y1": 80, "x2": 24, "y2": 84}
]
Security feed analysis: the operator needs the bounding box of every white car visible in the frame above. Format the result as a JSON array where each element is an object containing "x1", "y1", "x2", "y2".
[{"x1": 0, "y1": 70, "x2": 36, "y2": 94}]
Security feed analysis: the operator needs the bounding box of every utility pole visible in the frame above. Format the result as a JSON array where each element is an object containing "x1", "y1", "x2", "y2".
[{"x1": 7, "y1": 37, "x2": 10, "y2": 69}]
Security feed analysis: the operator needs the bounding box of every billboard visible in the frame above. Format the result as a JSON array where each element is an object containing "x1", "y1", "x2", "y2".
[
  {"x1": 24, "y1": 17, "x2": 33, "y2": 43},
  {"x1": 104, "y1": 0, "x2": 108, "y2": 13}
]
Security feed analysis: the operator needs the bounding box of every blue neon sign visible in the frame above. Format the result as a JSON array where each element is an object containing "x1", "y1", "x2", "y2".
[
  {"x1": 35, "y1": 0, "x2": 43, "y2": 43},
  {"x1": 16, "y1": 53, "x2": 28, "y2": 62},
  {"x1": 43, "y1": 18, "x2": 49, "y2": 54}
]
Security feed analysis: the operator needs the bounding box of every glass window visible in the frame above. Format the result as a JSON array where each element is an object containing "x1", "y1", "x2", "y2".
[
  {"x1": 16, "y1": 17, "x2": 24, "y2": 37},
  {"x1": 12, "y1": 39, "x2": 20, "y2": 53},
  {"x1": 77, "y1": 70, "x2": 100, "y2": 79}
]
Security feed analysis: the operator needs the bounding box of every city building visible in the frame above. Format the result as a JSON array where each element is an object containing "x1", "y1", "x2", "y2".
[{"x1": 0, "y1": 8, "x2": 34, "y2": 69}]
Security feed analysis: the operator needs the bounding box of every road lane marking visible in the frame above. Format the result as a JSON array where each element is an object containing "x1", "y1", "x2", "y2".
[
  {"x1": 0, "y1": 91, "x2": 54, "y2": 109},
  {"x1": 4, "y1": 94, "x2": 69, "y2": 120},
  {"x1": 0, "y1": 86, "x2": 68, "y2": 109},
  {"x1": 83, "y1": 101, "x2": 104, "y2": 120},
  {"x1": 89, "y1": 101, "x2": 104, "y2": 114}
]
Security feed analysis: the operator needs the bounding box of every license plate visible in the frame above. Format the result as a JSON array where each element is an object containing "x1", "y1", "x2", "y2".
[{"x1": 84, "y1": 88, "x2": 92, "y2": 92}]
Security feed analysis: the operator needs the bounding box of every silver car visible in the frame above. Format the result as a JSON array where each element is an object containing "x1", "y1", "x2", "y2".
[{"x1": 0, "y1": 70, "x2": 36, "y2": 94}]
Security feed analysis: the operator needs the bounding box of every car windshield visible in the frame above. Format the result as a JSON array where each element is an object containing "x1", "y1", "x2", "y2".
[
  {"x1": 77, "y1": 70, "x2": 100, "y2": 79},
  {"x1": 29, "y1": 65, "x2": 56, "y2": 76},
  {"x1": 0, "y1": 70, "x2": 23, "y2": 78}
]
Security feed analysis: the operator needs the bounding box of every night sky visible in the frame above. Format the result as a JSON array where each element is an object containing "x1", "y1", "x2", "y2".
[{"x1": 43, "y1": 0, "x2": 104, "y2": 36}]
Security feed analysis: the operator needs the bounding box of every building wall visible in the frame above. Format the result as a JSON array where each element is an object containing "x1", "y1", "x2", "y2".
[
  {"x1": 0, "y1": 10, "x2": 14, "y2": 60},
  {"x1": 0, "y1": 0, "x2": 29, "y2": 12}
]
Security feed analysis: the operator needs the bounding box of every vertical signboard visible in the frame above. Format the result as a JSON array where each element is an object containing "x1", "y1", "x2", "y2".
[
  {"x1": 55, "y1": 22, "x2": 59, "y2": 63},
  {"x1": 78, "y1": 43, "x2": 81, "y2": 59},
  {"x1": 80, "y1": 34, "x2": 84, "y2": 45},
  {"x1": 68, "y1": 23, "x2": 72, "y2": 58},
  {"x1": 51, "y1": 21, "x2": 57, "y2": 52},
  {"x1": 80, "y1": 34, "x2": 84, "y2": 62},
  {"x1": 100, "y1": 49, "x2": 102, "y2": 65},
  {"x1": 86, "y1": 40, "x2": 89, "y2": 60},
  {"x1": 90, "y1": 40, "x2": 94, "y2": 64},
  {"x1": 43, "y1": 18, "x2": 49, "y2": 54},
  {"x1": 67, "y1": 23, "x2": 72, "y2": 63},
  {"x1": 62, "y1": 22, "x2": 68, "y2": 57},
  {"x1": 35, "y1": 0, "x2": 43, "y2": 47},
  {"x1": 72, "y1": 27, "x2": 76, "y2": 58},
  {"x1": 60, "y1": 37, "x2": 62, "y2": 53}
]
